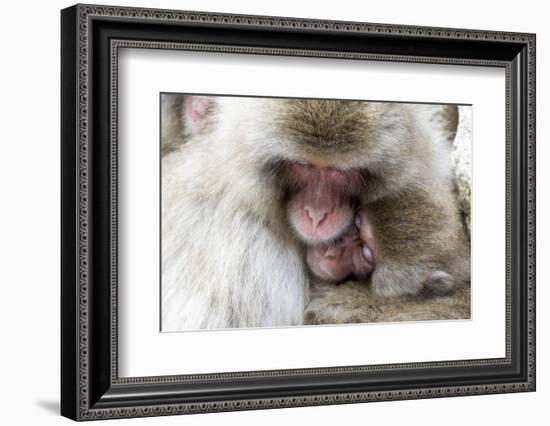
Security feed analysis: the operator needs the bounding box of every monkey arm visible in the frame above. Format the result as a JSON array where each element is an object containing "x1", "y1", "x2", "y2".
[{"x1": 365, "y1": 184, "x2": 470, "y2": 298}]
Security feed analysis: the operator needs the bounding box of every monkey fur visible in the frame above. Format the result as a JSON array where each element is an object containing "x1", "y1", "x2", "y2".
[{"x1": 161, "y1": 94, "x2": 470, "y2": 330}]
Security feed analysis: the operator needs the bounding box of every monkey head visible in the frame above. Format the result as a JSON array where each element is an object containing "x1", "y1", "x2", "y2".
[
  {"x1": 305, "y1": 210, "x2": 376, "y2": 282},
  {"x1": 273, "y1": 99, "x2": 439, "y2": 246}
]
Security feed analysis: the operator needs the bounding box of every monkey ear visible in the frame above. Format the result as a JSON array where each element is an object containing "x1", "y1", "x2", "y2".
[{"x1": 183, "y1": 95, "x2": 213, "y2": 134}]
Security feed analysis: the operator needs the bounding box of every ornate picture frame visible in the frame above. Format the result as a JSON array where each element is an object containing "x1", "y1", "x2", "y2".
[{"x1": 61, "y1": 3, "x2": 536, "y2": 421}]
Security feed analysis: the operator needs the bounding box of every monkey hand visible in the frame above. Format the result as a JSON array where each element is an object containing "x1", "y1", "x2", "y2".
[{"x1": 370, "y1": 262, "x2": 459, "y2": 298}]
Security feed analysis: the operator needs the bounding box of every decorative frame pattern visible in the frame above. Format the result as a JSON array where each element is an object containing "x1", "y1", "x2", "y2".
[{"x1": 61, "y1": 3, "x2": 536, "y2": 421}]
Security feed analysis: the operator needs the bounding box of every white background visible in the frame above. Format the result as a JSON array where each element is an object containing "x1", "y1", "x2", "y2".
[
  {"x1": 0, "y1": 0, "x2": 546, "y2": 425},
  {"x1": 119, "y1": 50, "x2": 505, "y2": 376}
]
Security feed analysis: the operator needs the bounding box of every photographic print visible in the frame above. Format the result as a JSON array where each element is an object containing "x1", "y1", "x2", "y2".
[
  {"x1": 61, "y1": 5, "x2": 535, "y2": 419},
  {"x1": 161, "y1": 94, "x2": 472, "y2": 332}
]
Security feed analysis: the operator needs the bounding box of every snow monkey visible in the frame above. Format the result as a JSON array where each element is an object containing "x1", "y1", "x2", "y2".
[{"x1": 161, "y1": 95, "x2": 470, "y2": 331}]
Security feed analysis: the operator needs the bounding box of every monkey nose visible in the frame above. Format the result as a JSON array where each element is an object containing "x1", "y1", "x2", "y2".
[{"x1": 305, "y1": 207, "x2": 328, "y2": 228}]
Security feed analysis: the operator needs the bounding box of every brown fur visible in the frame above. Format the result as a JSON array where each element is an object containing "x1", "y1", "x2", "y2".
[
  {"x1": 365, "y1": 183, "x2": 470, "y2": 296},
  {"x1": 160, "y1": 94, "x2": 185, "y2": 156},
  {"x1": 442, "y1": 105, "x2": 459, "y2": 141},
  {"x1": 277, "y1": 99, "x2": 376, "y2": 153},
  {"x1": 305, "y1": 281, "x2": 470, "y2": 325}
]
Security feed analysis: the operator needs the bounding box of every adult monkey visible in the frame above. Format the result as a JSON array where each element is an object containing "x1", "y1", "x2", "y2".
[
  {"x1": 161, "y1": 95, "x2": 308, "y2": 330},
  {"x1": 161, "y1": 95, "x2": 470, "y2": 330}
]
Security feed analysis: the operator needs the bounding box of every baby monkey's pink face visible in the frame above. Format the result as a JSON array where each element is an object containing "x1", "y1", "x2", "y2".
[{"x1": 305, "y1": 211, "x2": 376, "y2": 283}]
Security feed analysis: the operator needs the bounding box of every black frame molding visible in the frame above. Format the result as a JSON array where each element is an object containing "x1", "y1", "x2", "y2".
[{"x1": 61, "y1": 4, "x2": 536, "y2": 421}]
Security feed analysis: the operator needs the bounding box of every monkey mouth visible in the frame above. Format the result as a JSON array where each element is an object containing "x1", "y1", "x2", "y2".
[{"x1": 292, "y1": 205, "x2": 354, "y2": 245}]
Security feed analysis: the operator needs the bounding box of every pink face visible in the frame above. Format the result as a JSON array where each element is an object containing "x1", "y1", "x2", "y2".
[
  {"x1": 305, "y1": 211, "x2": 376, "y2": 283},
  {"x1": 286, "y1": 162, "x2": 359, "y2": 245}
]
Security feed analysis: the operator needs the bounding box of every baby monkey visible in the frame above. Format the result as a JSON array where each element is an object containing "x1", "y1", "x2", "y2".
[
  {"x1": 280, "y1": 101, "x2": 470, "y2": 299},
  {"x1": 306, "y1": 211, "x2": 375, "y2": 283}
]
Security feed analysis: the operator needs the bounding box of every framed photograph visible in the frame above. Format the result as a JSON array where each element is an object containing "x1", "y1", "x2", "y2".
[{"x1": 61, "y1": 3, "x2": 536, "y2": 421}]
